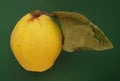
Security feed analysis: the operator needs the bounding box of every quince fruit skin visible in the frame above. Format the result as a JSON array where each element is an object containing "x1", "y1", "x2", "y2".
[{"x1": 10, "y1": 10, "x2": 63, "y2": 72}]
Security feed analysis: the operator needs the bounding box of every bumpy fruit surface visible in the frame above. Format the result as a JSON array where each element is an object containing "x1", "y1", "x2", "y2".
[{"x1": 10, "y1": 10, "x2": 62, "y2": 72}]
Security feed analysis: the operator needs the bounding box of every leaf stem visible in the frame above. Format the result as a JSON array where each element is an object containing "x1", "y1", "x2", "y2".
[{"x1": 31, "y1": 10, "x2": 53, "y2": 17}]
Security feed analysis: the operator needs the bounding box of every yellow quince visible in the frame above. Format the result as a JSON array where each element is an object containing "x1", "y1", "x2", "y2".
[{"x1": 10, "y1": 10, "x2": 63, "y2": 72}]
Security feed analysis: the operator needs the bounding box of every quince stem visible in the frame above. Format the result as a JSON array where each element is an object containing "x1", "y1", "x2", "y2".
[{"x1": 31, "y1": 10, "x2": 53, "y2": 17}]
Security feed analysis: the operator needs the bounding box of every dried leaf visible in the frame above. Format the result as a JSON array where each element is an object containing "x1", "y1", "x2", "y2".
[{"x1": 52, "y1": 11, "x2": 114, "y2": 52}]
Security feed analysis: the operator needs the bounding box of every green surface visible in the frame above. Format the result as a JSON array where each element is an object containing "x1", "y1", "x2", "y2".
[{"x1": 0, "y1": 0, "x2": 120, "y2": 81}]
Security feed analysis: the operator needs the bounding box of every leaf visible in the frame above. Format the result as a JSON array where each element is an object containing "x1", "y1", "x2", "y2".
[{"x1": 52, "y1": 11, "x2": 114, "y2": 52}]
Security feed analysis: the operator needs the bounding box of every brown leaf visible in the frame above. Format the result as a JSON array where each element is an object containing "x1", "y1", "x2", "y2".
[{"x1": 52, "y1": 11, "x2": 114, "y2": 52}]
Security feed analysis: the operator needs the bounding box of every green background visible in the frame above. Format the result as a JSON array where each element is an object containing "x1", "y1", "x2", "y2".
[{"x1": 0, "y1": 0, "x2": 120, "y2": 81}]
